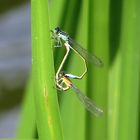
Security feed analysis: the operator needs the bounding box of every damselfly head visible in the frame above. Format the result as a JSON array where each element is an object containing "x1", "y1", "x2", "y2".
[
  {"x1": 54, "y1": 27, "x2": 61, "y2": 34},
  {"x1": 50, "y1": 27, "x2": 61, "y2": 43},
  {"x1": 51, "y1": 27, "x2": 61, "y2": 35},
  {"x1": 58, "y1": 71, "x2": 65, "y2": 78},
  {"x1": 51, "y1": 27, "x2": 69, "y2": 43}
]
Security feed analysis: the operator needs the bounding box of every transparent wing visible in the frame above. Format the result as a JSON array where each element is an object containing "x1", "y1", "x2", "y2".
[
  {"x1": 68, "y1": 38, "x2": 103, "y2": 67},
  {"x1": 71, "y1": 84, "x2": 103, "y2": 116}
]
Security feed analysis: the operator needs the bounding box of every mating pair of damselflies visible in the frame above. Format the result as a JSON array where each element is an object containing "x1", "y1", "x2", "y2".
[{"x1": 51, "y1": 27, "x2": 103, "y2": 116}]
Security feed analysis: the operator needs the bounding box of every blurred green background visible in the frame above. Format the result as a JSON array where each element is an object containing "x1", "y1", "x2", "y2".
[{"x1": 0, "y1": 0, "x2": 139, "y2": 140}]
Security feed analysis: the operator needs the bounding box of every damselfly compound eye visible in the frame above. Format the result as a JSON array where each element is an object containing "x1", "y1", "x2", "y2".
[{"x1": 54, "y1": 27, "x2": 61, "y2": 34}]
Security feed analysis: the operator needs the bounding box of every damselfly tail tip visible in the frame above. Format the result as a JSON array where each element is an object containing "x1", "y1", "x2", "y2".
[
  {"x1": 98, "y1": 57, "x2": 104, "y2": 65},
  {"x1": 95, "y1": 108, "x2": 103, "y2": 117},
  {"x1": 97, "y1": 60, "x2": 104, "y2": 67}
]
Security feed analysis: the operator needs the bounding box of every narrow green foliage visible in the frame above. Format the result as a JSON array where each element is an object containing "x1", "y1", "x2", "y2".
[
  {"x1": 16, "y1": 78, "x2": 36, "y2": 138},
  {"x1": 118, "y1": 0, "x2": 140, "y2": 139},
  {"x1": 59, "y1": 2, "x2": 88, "y2": 139},
  {"x1": 86, "y1": 0, "x2": 109, "y2": 140},
  {"x1": 108, "y1": 51, "x2": 121, "y2": 140},
  {"x1": 18, "y1": 0, "x2": 140, "y2": 139},
  {"x1": 31, "y1": 0, "x2": 63, "y2": 139}
]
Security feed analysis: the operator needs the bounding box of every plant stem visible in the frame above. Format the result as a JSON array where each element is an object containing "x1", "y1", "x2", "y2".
[
  {"x1": 118, "y1": 0, "x2": 140, "y2": 139},
  {"x1": 86, "y1": 0, "x2": 109, "y2": 139},
  {"x1": 16, "y1": 77, "x2": 36, "y2": 138},
  {"x1": 31, "y1": 0, "x2": 63, "y2": 139}
]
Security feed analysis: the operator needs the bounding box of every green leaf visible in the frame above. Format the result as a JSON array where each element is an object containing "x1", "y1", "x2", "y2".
[{"x1": 31, "y1": 0, "x2": 64, "y2": 139}]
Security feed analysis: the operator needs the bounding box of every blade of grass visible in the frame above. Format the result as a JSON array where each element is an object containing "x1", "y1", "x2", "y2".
[
  {"x1": 16, "y1": 77, "x2": 36, "y2": 138},
  {"x1": 59, "y1": 1, "x2": 88, "y2": 139},
  {"x1": 108, "y1": 0, "x2": 122, "y2": 139},
  {"x1": 51, "y1": 0, "x2": 87, "y2": 139},
  {"x1": 31, "y1": 0, "x2": 63, "y2": 139},
  {"x1": 118, "y1": 0, "x2": 140, "y2": 139},
  {"x1": 86, "y1": 0, "x2": 109, "y2": 140},
  {"x1": 108, "y1": 50, "x2": 121, "y2": 140},
  {"x1": 49, "y1": 0, "x2": 65, "y2": 28}
]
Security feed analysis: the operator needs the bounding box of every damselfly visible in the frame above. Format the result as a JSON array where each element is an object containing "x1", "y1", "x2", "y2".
[
  {"x1": 56, "y1": 71, "x2": 103, "y2": 116},
  {"x1": 51, "y1": 27, "x2": 103, "y2": 81},
  {"x1": 51, "y1": 27, "x2": 103, "y2": 66}
]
